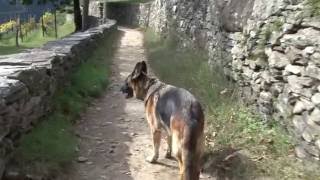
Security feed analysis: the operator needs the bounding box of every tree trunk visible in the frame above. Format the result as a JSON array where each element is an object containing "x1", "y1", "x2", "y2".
[
  {"x1": 82, "y1": 0, "x2": 89, "y2": 31},
  {"x1": 74, "y1": 0, "x2": 82, "y2": 31}
]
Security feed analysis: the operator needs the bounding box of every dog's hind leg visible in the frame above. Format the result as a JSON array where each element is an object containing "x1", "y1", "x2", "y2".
[
  {"x1": 146, "y1": 129, "x2": 161, "y2": 163},
  {"x1": 165, "y1": 134, "x2": 172, "y2": 159}
]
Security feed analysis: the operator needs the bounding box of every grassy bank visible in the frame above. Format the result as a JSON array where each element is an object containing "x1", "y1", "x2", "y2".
[
  {"x1": 0, "y1": 13, "x2": 74, "y2": 55},
  {"x1": 12, "y1": 30, "x2": 120, "y2": 178},
  {"x1": 143, "y1": 29, "x2": 320, "y2": 179}
]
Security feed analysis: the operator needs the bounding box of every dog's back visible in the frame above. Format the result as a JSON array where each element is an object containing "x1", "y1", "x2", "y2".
[{"x1": 155, "y1": 87, "x2": 204, "y2": 180}]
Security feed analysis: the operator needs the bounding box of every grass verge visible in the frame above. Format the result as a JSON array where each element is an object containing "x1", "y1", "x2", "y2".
[
  {"x1": 12, "y1": 30, "x2": 120, "y2": 178},
  {"x1": 143, "y1": 28, "x2": 320, "y2": 180}
]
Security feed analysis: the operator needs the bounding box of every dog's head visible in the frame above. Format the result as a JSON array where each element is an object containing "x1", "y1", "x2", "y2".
[{"x1": 121, "y1": 61, "x2": 148, "y2": 100}]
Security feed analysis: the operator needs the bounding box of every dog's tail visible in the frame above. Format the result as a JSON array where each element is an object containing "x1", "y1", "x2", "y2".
[{"x1": 181, "y1": 102, "x2": 205, "y2": 180}]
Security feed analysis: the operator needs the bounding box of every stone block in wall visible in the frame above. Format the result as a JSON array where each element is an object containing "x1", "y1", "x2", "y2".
[
  {"x1": 287, "y1": 75, "x2": 313, "y2": 88},
  {"x1": 281, "y1": 28, "x2": 320, "y2": 49},
  {"x1": 268, "y1": 51, "x2": 290, "y2": 69},
  {"x1": 293, "y1": 98, "x2": 314, "y2": 114},
  {"x1": 309, "y1": 108, "x2": 320, "y2": 124},
  {"x1": 312, "y1": 93, "x2": 320, "y2": 105},
  {"x1": 302, "y1": 142, "x2": 320, "y2": 159},
  {"x1": 0, "y1": 78, "x2": 28, "y2": 106},
  {"x1": 310, "y1": 52, "x2": 320, "y2": 66},
  {"x1": 306, "y1": 64, "x2": 320, "y2": 80},
  {"x1": 284, "y1": 64, "x2": 304, "y2": 75},
  {"x1": 292, "y1": 115, "x2": 307, "y2": 134}
]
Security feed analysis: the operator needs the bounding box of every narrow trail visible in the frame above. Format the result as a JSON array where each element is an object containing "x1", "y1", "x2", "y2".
[{"x1": 67, "y1": 27, "x2": 213, "y2": 180}]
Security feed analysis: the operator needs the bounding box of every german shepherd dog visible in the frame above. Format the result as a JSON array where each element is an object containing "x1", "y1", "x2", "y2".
[{"x1": 121, "y1": 61, "x2": 204, "y2": 180}]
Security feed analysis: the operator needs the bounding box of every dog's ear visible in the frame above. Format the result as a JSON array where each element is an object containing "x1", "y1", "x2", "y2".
[{"x1": 132, "y1": 61, "x2": 147, "y2": 79}]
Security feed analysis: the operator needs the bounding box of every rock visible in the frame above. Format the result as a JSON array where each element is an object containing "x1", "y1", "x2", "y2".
[
  {"x1": 102, "y1": 122, "x2": 112, "y2": 126},
  {"x1": 284, "y1": 64, "x2": 304, "y2": 75},
  {"x1": 292, "y1": 115, "x2": 307, "y2": 133},
  {"x1": 311, "y1": 93, "x2": 320, "y2": 105},
  {"x1": 285, "y1": 46, "x2": 303, "y2": 64},
  {"x1": 268, "y1": 51, "x2": 290, "y2": 69},
  {"x1": 259, "y1": 91, "x2": 272, "y2": 102},
  {"x1": 293, "y1": 99, "x2": 314, "y2": 114},
  {"x1": 295, "y1": 146, "x2": 308, "y2": 158},
  {"x1": 287, "y1": 75, "x2": 313, "y2": 88},
  {"x1": 130, "y1": 132, "x2": 138, "y2": 137},
  {"x1": 309, "y1": 108, "x2": 320, "y2": 123},
  {"x1": 318, "y1": 85, "x2": 320, "y2": 92},
  {"x1": 315, "y1": 139, "x2": 320, "y2": 150},
  {"x1": 305, "y1": 65, "x2": 320, "y2": 80},
  {"x1": 302, "y1": 129, "x2": 314, "y2": 143},
  {"x1": 270, "y1": 83, "x2": 283, "y2": 96},
  {"x1": 3, "y1": 169, "x2": 26, "y2": 180},
  {"x1": 242, "y1": 66, "x2": 254, "y2": 79},
  {"x1": 281, "y1": 28, "x2": 320, "y2": 49},
  {"x1": 302, "y1": 17, "x2": 320, "y2": 29},
  {"x1": 303, "y1": 143, "x2": 320, "y2": 157},
  {"x1": 310, "y1": 52, "x2": 320, "y2": 66},
  {"x1": 303, "y1": 46, "x2": 315, "y2": 56},
  {"x1": 77, "y1": 156, "x2": 88, "y2": 163}
]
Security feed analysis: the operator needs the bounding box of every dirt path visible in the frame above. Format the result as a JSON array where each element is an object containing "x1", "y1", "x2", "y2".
[{"x1": 67, "y1": 27, "x2": 213, "y2": 180}]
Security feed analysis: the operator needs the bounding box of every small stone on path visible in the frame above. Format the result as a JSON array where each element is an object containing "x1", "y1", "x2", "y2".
[{"x1": 77, "y1": 156, "x2": 88, "y2": 163}]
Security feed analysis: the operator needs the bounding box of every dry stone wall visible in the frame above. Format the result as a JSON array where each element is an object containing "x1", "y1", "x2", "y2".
[
  {"x1": 0, "y1": 20, "x2": 117, "y2": 177},
  {"x1": 137, "y1": 0, "x2": 320, "y2": 160}
]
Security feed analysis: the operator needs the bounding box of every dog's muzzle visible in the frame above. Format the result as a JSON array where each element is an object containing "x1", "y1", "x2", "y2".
[{"x1": 120, "y1": 83, "x2": 133, "y2": 99}]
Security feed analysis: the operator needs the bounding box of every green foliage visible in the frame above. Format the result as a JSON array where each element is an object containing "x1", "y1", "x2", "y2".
[
  {"x1": 10, "y1": 0, "x2": 67, "y2": 5},
  {"x1": 14, "y1": 31, "x2": 120, "y2": 177},
  {"x1": 0, "y1": 20, "x2": 16, "y2": 33},
  {"x1": 54, "y1": 35, "x2": 114, "y2": 119},
  {"x1": 41, "y1": 12, "x2": 55, "y2": 28},
  {"x1": 0, "y1": 12, "x2": 74, "y2": 55},
  {"x1": 105, "y1": 0, "x2": 152, "y2": 3},
  {"x1": 261, "y1": 19, "x2": 284, "y2": 43},
  {"x1": 143, "y1": 28, "x2": 320, "y2": 179},
  {"x1": 16, "y1": 114, "x2": 77, "y2": 168},
  {"x1": 307, "y1": 0, "x2": 320, "y2": 16}
]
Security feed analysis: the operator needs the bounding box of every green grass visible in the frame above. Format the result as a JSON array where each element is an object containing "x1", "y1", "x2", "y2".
[
  {"x1": 13, "y1": 30, "x2": 120, "y2": 177},
  {"x1": 0, "y1": 13, "x2": 75, "y2": 55},
  {"x1": 143, "y1": 28, "x2": 320, "y2": 180}
]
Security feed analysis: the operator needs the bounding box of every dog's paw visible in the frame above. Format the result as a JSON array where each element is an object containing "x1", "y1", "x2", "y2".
[
  {"x1": 164, "y1": 152, "x2": 172, "y2": 159},
  {"x1": 146, "y1": 155, "x2": 158, "y2": 163}
]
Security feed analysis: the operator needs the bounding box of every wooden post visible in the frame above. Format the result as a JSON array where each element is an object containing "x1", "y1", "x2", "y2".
[
  {"x1": 19, "y1": 21, "x2": 23, "y2": 42},
  {"x1": 41, "y1": 15, "x2": 45, "y2": 37},
  {"x1": 15, "y1": 17, "x2": 20, "y2": 47},
  {"x1": 54, "y1": 9, "x2": 58, "y2": 38}
]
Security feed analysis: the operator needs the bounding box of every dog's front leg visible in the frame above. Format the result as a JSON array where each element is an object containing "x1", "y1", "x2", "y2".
[{"x1": 146, "y1": 129, "x2": 161, "y2": 163}]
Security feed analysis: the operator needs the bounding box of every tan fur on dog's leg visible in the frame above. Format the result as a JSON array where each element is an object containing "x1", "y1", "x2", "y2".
[
  {"x1": 146, "y1": 129, "x2": 161, "y2": 163},
  {"x1": 165, "y1": 135, "x2": 172, "y2": 159}
]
